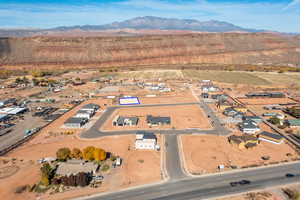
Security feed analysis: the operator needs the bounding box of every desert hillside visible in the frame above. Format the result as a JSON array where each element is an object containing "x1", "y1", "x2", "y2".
[{"x1": 1, "y1": 33, "x2": 300, "y2": 69}]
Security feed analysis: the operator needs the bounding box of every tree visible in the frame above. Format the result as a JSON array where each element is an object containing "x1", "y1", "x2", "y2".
[
  {"x1": 56, "y1": 147, "x2": 71, "y2": 161},
  {"x1": 40, "y1": 174, "x2": 50, "y2": 186},
  {"x1": 268, "y1": 117, "x2": 280, "y2": 125},
  {"x1": 31, "y1": 70, "x2": 45, "y2": 78},
  {"x1": 40, "y1": 163, "x2": 54, "y2": 186},
  {"x1": 93, "y1": 148, "x2": 106, "y2": 161},
  {"x1": 71, "y1": 148, "x2": 83, "y2": 159},
  {"x1": 82, "y1": 146, "x2": 96, "y2": 161}
]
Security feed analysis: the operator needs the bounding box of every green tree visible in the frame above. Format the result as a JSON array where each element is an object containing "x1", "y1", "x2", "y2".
[
  {"x1": 93, "y1": 148, "x2": 106, "y2": 161},
  {"x1": 82, "y1": 146, "x2": 96, "y2": 161},
  {"x1": 71, "y1": 148, "x2": 83, "y2": 159},
  {"x1": 56, "y1": 147, "x2": 71, "y2": 161},
  {"x1": 40, "y1": 174, "x2": 50, "y2": 186},
  {"x1": 268, "y1": 117, "x2": 281, "y2": 125}
]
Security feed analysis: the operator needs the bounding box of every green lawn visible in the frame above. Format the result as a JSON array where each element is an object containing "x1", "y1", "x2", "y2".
[{"x1": 182, "y1": 70, "x2": 271, "y2": 85}]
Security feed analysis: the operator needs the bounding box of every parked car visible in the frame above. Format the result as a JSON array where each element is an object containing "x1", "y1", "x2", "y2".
[
  {"x1": 286, "y1": 173, "x2": 295, "y2": 178},
  {"x1": 239, "y1": 180, "x2": 251, "y2": 185},
  {"x1": 93, "y1": 175, "x2": 104, "y2": 181}
]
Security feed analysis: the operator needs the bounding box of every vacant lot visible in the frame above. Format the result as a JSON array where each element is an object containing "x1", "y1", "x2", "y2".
[
  {"x1": 181, "y1": 135, "x2": 299, "y2": 174},
  {"x1": 139, "y1": 91, "x2": 197, "y2": 104},
  {"x1": 2, "y1": 134, "x2": 161, "y2": 200},
  {"x1": 117, "y1": 70, "x2": 184, "y2": 79},
  {"x1": 237, "y1": 97, "x2": 296, "y2": 105},
  {"x1": 252, "y1": 72, "x2": 300, "y2": 86},
  {"x1": 183, "y1": 70, "x2": 271, "y2": 85},
  {"x1": 102, "y1": 104, "x2": 211, "y2": 131}
]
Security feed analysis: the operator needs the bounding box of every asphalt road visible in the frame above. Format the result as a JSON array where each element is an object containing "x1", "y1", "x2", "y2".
[
  {"x1": 80, "y1": 101, "x2": 230, "y2": 138},
  {"x1": 164, "y1": 135, "x2": 187, "y2": 180},
  {"x1": 78, "y1": 162, "x2": 300, "y2": 200}
]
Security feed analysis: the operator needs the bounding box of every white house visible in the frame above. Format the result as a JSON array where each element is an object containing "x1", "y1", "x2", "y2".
[
  {"x1": 135, "y1": 131, "x2": 157, "y2": 150},
  {"x1": 74, "y1": 110, "x2": 93, "y2": 119},
  {"x1": 239, "y1": 120, "x2": 260, "y2": 134}
]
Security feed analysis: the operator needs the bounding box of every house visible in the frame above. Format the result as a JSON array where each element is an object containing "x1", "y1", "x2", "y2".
[
  {"x1": 258, "y1": 131, "x2": 284, "y2": 144},
  {"x1": 201, "y1": 85, "x2": 220, "y2": 92},
  {"x1": 239, "y1": 120, "x2": 260, "y2": 134},
  {"x1": 211, "y1": 94, "x2": 228, "y2": 101},
  {"x1": 246, "y1": 92, "x2": 285, "y2": 98},
  {"x1": 216, "y1": 101, "x2": 232, "y2": 111},
  {"x1": 286, "y1": 119, "x2": 300, "y2": 128},
  {"x1": 56, "y1": 160, "x2": 99, "y2": 176},
  {"x1": 223, "y1": 107, "x2": 238, "y2": 117},
  {"x1": 147, "y1": 115, "x2": 171, "y2": 126},
  {"x1": 135, "y1": 131, "x2": 157, "y2": 150},
  {"x1": 74, "y1": 110, "x2": 94, "y2": 119},
  {"x1": 64, "y1": 117, "x2": 88, "y2": 128},
  {"x1": 81, "y1": 104, "x2": 100, "y2": 112},
  {"x1": 262, "y1": 113, "x2": 277, "y2": 117},
  {"x1": 228, "y1": 135, "x2": 259, "y2": 149},
  {"x1": 0, "y1": 98, "x2": 17, "y2": 107},
  {"x1": 0, "y1": 107, "x2": 28, "y2": 115},
  {"x1": 0, "y1": 114, "x2": 9, "y2": 122},
  {"x1": 242, "y1": 116, "x2": 262, "y2": 123},
  {"x1": 113, "y1": 116, "x2": 139, "y2": 126}
]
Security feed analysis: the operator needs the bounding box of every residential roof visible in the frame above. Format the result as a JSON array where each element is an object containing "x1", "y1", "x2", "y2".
[
  {"x1": 64, "y1": 117, "x2": 86, "y2": 124},
  {"x1": 287, "y1": 119, "x2": 300, "y2": 126},
  {"x1": 136, "y1": 131, "x2": 157, "y2": 140},
  {"x1": 259, "y1": 131, "x2": 283, "y2": 141},
  {"x1": 0, "y1": 113, "x2": 8, "y2": 120},
  {"x1": 0, "y1": 107, "x2": 27, "y2": 115},
  {"x1": 240, "y1": 120, "x2": 258, "y2": 129},
  {"x1": 81, "y1": 103, "x2": 100, "y2": 109},
  {"x1": 56, "y1": 160, "x2": 99, "y2": 175},
  {"x1": 147, "y1": 115, "x2": 170, "y2": 124},
  {"x1": 117, "y1": 116, "x2": 138, "y2": 125}
]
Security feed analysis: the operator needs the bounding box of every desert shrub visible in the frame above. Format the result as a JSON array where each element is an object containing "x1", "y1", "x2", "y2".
[
  {"x1": 268, "y1": 117, "x2": 280, "y2": 125},
  {"x1": 101, "y1": 164, "x2": 110, "y2": 172},
  {"x1": 282, "y1": 188, "x2": 299, "y2": 200}
]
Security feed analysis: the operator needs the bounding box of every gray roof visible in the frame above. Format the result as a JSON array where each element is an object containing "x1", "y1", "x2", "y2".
[
  {"x1": 56, "y1": 160, "x2": 99, "y2": 175},
  {"x1": 82, "y1": 103, "x2": 100, "y2": 109},
  {"x1": 137, "y1": 131, "x2": 157, "y2": 140},
  {"x1": 259, "y1": 131, "x2": 283, "y2": 141},
  {"x1": 147, "y1": 115, "x2": 170, "y2": 124},
  {"x1": 240, "y1": 120, "x2": 258, "y2": 129},
  {"x1": 64, "y1": 117, "x2": 86, "y2": 124},
  {"x1": 117, "y1": 116, "x2": 138, "y2": 125}
]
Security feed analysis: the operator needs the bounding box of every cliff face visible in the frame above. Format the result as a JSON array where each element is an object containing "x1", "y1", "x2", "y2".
[{"x1": 1, "y1": 33, "x2": 300, "y2": 68}]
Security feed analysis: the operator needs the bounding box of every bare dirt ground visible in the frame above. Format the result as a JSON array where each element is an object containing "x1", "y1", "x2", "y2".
[
  {"x1": 102, "y1": 104, "x2": 211, "y2": 131},
  {"x1": 216, "y1": 191, "x2": 278, "y2": 200},
  {"x1": 139, "y1": 91, "x2": 197, "y2": 104},
  {"x1": 237, "y1": 98, "x2": 296, "y2": 105},
  {"x1": 1, "y1": 134, "x2": 161, "y2": 200},
  {"x1": 181, "y1": 135, "x2": 299, "y2": 174}
]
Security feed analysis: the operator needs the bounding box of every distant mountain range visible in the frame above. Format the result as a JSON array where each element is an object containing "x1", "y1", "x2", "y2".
[{"x1": 0, "y1": 16, "x2": 286, "y2": 37}]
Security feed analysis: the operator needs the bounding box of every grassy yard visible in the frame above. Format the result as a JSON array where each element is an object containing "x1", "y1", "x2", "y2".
[
  {"x1": 252, "y1": 72, "x2": 300, "y2": 86},
  {"x1": 182, "y1": 70, "x2": 271, "y2": 85}
]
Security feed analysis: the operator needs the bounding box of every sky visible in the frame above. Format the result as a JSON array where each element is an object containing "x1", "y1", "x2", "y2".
[{"x1": 0, "y1": 0, "x2": 300, "y2": 32}]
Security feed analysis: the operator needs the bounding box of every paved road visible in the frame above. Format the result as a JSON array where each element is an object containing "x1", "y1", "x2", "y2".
[
  {"x1": 78, "y1": 162, "x2": 300, "y2": 200},
  {"x1": 80, "y1": 102, "x2": 230, "y2": 139},
  {"x1": 164, "y1": 135, "x2": 187, "y2": 180}
]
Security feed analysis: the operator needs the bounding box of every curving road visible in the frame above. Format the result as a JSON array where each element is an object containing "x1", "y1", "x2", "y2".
[{"x1": 80, "y1": 101, "x2": 230, "y2": 139}]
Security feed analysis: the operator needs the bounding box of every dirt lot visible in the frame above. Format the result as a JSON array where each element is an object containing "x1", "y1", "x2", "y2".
[
  {"x1": 0, "y1": 133, "x2": 161, "y2": 200},
  {"x1": 237, "y1": 97, "x2": 296, "y2": 105},
  {"x1": 102, "y1": 104, "x2": 211, "y2": 131},
  {"x1": 139, "y1": 91, "x2": 197, "y2": 104},
  {"x1": 181, "y1": 135, "x2": 299, "y2": 174}
]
